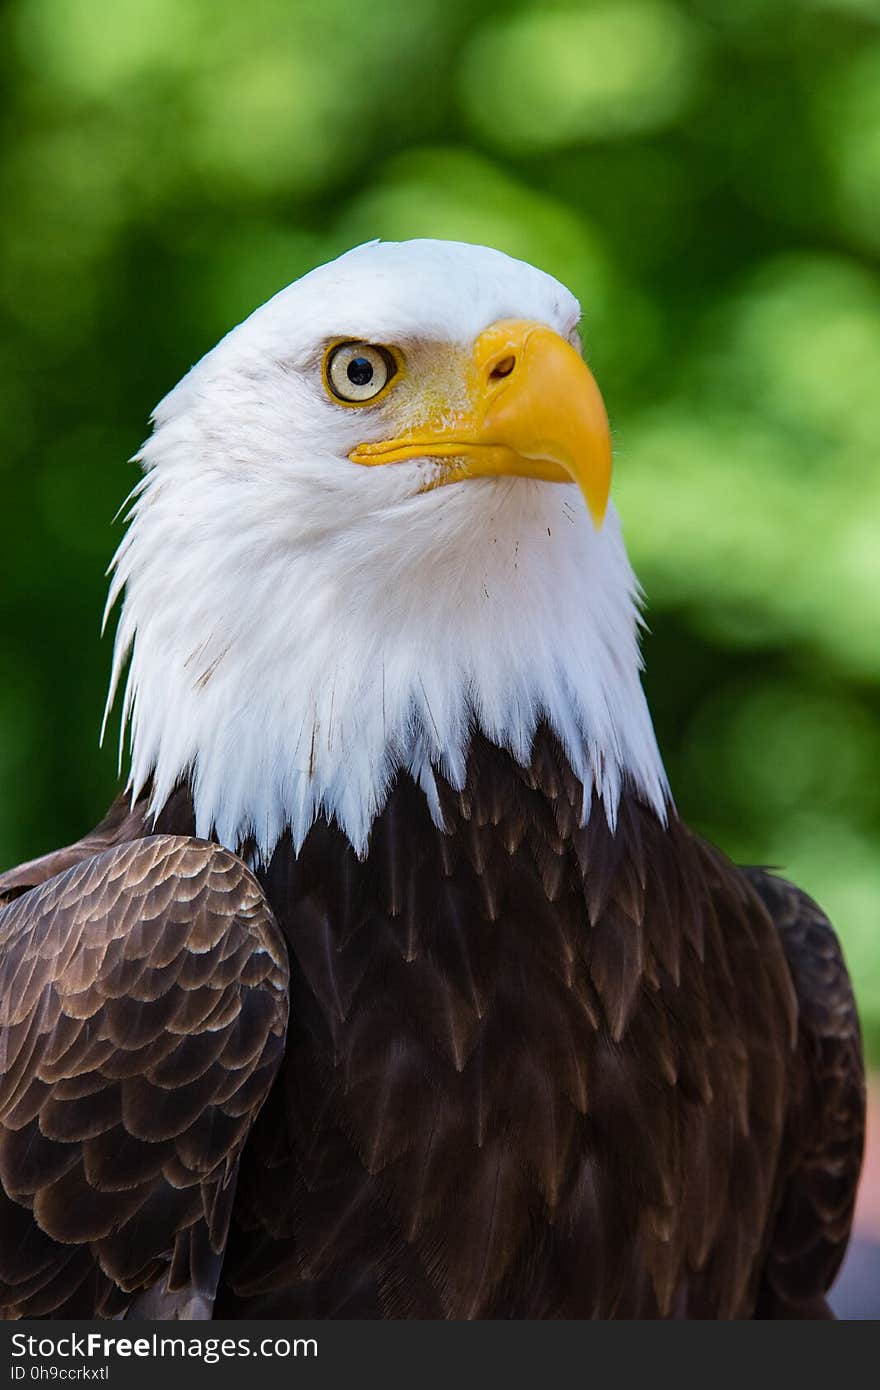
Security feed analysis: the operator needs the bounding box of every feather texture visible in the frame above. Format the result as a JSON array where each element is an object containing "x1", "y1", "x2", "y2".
[
  {"x1": 0, "y1": 731, "x2": 863, "y2": 1318},
  {"x1": 211, "y1": 729, "x2": 861, "y2": 1318},
  {"x1": 0, "y1": 837, "x2": 288, "y2": 1319}
]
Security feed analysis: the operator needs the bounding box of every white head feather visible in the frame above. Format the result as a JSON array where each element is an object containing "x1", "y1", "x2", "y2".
[{"x1": 105, "y1": 239, "x2": 669, "y2": 860}]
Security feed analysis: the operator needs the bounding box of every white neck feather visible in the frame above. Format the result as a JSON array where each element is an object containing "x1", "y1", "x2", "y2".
[{"x1": 106, "y1": 457, "x2": 669, "y2": 861}]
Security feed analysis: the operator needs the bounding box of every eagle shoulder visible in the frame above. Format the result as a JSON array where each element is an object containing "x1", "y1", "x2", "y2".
[
  {"x1": 0, "y1": 793, "x2": 150, "y2": 904},
  {"x1": 0, "y1": 833, "x2": 289, "y2": 1318}
]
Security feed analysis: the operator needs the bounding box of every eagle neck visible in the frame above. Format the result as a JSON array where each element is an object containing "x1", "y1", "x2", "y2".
[{"x1": 108, "y1": 474, "x2": 670, "y2": 862}]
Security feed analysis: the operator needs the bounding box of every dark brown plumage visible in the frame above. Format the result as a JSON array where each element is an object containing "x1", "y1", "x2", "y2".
[
  {"x1": 0, "y1": 834, "x2": 288, "y2": 1318},
  {"x1": 0, "y1": 728, "x2": 864, "y2": 1318}
]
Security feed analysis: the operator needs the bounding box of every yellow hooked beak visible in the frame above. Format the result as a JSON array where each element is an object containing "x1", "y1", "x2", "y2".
[{"x1": 348, "y1": 319, "x2": 612, "y2": 527}]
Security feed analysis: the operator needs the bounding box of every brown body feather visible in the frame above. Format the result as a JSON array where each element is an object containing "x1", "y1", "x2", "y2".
[{"x1": 0, "y1": 729, "x2": 864, "y2": 1318}]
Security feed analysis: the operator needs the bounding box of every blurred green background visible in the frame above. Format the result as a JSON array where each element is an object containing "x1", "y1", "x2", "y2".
[{"x1": 0, "y1": 0, "x2": 878, "y2": 1055}]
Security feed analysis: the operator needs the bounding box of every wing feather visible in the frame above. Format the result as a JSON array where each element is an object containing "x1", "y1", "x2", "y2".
[
  {"x1": 0, "y1": 834, "x2": 288, "y2": 1319},
  {"x1": 744, "y1": 868, "x2": 865, "y2": 1318}
]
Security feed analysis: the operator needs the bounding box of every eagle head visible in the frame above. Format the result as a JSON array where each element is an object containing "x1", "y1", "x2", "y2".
[{"x1": 106, "y1": 240, "x2": 668, "y2": 858}]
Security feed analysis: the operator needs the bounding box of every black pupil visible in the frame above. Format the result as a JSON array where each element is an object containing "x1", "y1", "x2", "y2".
[{"x1": 347, "y1": 356, "x2": 374, "y2": 386}]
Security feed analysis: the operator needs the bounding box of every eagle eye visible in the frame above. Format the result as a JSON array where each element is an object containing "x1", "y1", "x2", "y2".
[{"x1": 325, "y1": 342, "x2": 398, "y2": 404}]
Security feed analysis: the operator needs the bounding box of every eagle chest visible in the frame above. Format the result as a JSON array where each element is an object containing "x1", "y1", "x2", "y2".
[{"x1": 223, "y1": 768, "x2": 792, "y2": 1318}]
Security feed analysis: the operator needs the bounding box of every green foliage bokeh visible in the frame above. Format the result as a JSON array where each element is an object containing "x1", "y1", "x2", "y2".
[{"x1": 0, "y1": 0, "x2": 878, "y2": 1053}]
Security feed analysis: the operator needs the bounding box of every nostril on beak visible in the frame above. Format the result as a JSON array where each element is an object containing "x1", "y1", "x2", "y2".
[{"x1": 490, "y1": 355, "x2": 516, "y2": 381}]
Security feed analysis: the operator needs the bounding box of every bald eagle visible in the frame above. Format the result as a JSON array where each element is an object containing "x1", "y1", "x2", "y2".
[{"x1": 0, "y1": 241, "x2": 864, "y2": 1320}]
